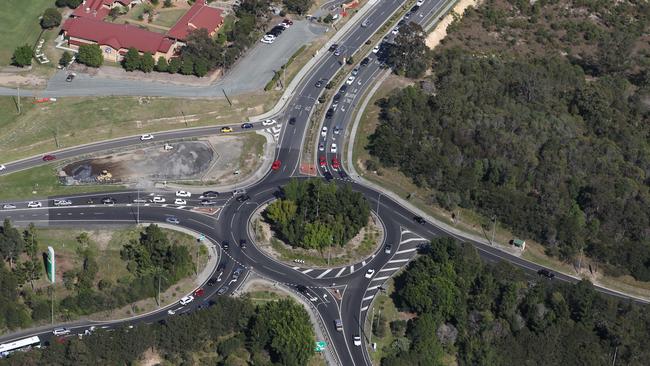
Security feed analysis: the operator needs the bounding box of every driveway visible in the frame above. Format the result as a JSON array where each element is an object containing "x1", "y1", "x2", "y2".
[{"x1": 0, "y1": 20, "x2": 326, "y2": 98}]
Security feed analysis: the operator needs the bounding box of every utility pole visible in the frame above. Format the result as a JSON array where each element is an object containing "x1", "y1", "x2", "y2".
[{"x1": 222, "y1": 88, "x2": 232, "y2": 107}]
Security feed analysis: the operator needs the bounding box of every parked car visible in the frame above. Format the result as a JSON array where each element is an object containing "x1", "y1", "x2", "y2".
[
  {"x1": 42, "y1": 154, "x2": 57, "y2": 161},
  {"x1": 166, "y1": 216, "x2": 180, "y2": 224},
  {"x1": 65, "y1": 73, "x2": 75, "y2": 82},
  {"x1": 179, "y1": 295, "x2": 194, "y2": 305},
  {"x1": 372, "y1": 45, "x2": 380, "y2": 53},
  {"x1": 0, "y1": 164, "x2": 5, "y2": 171},
  {"x1": 176, "y1": 190, "x2": 191, "y2": 198}
]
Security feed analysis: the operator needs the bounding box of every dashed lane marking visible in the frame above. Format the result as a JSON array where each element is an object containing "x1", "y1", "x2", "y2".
[{"x1": 316, "y1": 268, "x2": 332, "y2": 279}]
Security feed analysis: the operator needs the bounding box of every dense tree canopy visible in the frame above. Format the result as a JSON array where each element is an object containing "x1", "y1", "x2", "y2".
[
  {"x1": 283, "y1": 0, "x2": 313, "y2": 15},
  {"x1": 382, "y1": 238, "x2": 650, "y2": 365},
  {"x1": 264, "y1": 179, "x2": 370, "y2": 250},
  {"x1": 386, "y1": 22, "x2": 431, "y2": 78},
  {"x1": 40, "y1": 8, "x2": 62, "y2": 29},
  {"x1": 11, "y1": 45, "x2": 33, "y2": 67},
  {"x1": 368, "y1": 0, "x2": 650, "y2": 280},
  {"x1": 77, "y1": 44, "x2": 103, "y2": 67}
]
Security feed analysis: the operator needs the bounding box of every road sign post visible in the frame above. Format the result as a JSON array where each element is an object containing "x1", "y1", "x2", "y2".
[{"x1": 46, "y1": 246, "x2": 55, "y2": 283}]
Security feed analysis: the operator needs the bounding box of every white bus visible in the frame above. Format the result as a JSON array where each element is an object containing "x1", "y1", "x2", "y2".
[{"x1": 0, "y1": 336, "x2": 41, "y2": 358}]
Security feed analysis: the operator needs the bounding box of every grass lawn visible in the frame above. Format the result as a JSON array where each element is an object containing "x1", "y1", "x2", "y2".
[
  {"x1": 0, "y1": 164, "x2": 125, "y2": 201},
  {"x1": 0, "y1": 92, "x2": 277, "y2": 163},
  {"x1": 152, "y1": 8, "x2": 187, "y2": 28},
  {"x1": 363, "y1": 278, "x2": 403, "y2": 365},
  {"x1": 0, "y1": 0, "x2": 52, "y2": 67}
]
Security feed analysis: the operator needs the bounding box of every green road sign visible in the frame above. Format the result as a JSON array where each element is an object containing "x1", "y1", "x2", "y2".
[
  {"x1": 46, "y1": 246, "x2": 55, "y2": 283},
  {"x1": 315, "y1": 341, "x2": 327, "y2": 352}
]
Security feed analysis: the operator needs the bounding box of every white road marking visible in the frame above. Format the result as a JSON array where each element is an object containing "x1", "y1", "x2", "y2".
[
  {"x1": 363, "y1": 295, "x2": 374, "y2": 301},
  {"x1": 292, "y1": 266, "x2": 300, "y2": 270},
  {"x1": 361, "y1": 260, "x2": 366, "y2": 267},
  {"x1": 367, "y1": 285, "x2": 380, "y2": 291},
  {"x1": 335, "y1": 267, "x2": 346, "y2": 277},
  {"x1": 316, "y1": 268, "x2": 332, "y2": 279},
  {"x1": 395, "y1": 248, "x2": 418, "y2": 254},
  {"x1": 400, "y1": 237, "x2": 424, "y2": 245},
  {"x1": 301, "y1": 269, "x2": 313, "y2": 274},
  {"x1": 371, "y1": 276, "x2": 390, "y2": 282},
  {"x1": 349, "y1": 265, "x2": 354, "y2": 273},
  {"x1": 388, "y1": 258, "x2": 409, "y2": 263},
  {"x1": 379, "y1": 267, "x2": 400, "y2": 272},
  {"x1": 361, "y1": 306, "x2": 369, "y2": 312}
]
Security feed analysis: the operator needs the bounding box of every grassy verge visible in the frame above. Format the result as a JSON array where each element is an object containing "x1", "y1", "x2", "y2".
[
  {"x1": 0, "y1": 164, "x2": 125, "y2": 201},
  {"x1": 0, "y1": 0, "x2": 52, "y2": 67},
  {"x1": 363, "y1": 278, "x2": 402, "y2": 365},
  {"x1": 0, "y1": 92, "x2": 277, "y2": 163},
  {"x1": 151, "y1": 8, "x2": 187, "y2": 28}
]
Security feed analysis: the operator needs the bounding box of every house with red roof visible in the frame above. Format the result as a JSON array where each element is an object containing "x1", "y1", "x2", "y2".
[
  {"x1": 72, "y1": 0, "x2": 140, "y2": 20},
  {"x1": 167, "y1": 0, "x2": 224, "y2": 42},
  {"x1": 62, "y1": 17, "x2": 176, "y2": 62}
]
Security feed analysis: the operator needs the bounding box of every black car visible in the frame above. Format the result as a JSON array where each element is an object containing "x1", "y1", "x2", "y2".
[
  {"x1": 328, "y1": 44, "x2": 338, "y2": 52},
  {"x1": 200, "y1": 199, "x2": 218, "y2": 206},
  {"x1": 315, "y1": 78, "x2": 326, "y2": 88},
  {"x1": 288, "y1": 117, "x2": 296, "y2": 125},
  {"x1": 411, "y1": 5, "x2": 420, "y2": 12},
  {"x1": 239, "y1": 239, "x2": 247, "y2": 249},
  {"x1": 333, "y1": 93, "x2": 341, "y2": 102},
  {"x1": 338, "y1": 170, "x2": 348, "y2": 179},
  {"x1": 217, "y1": 263, "x2": 225, "y2": 271},
  {"x1": 325, "y1": 108, "x2": 334, "y2": 119},
  {"x1": 232, "y1": 267, "x2": 244, "y2": 280},
  {"x1": 222, "y1": 242, "x2": 229, "y2": 251},
  {"x1": 339, "y1": 84, "x2": 348, "y2": 93},
  {"x1": 65, "y1": 73, "x2": 75, "y2": 82},
  {"x1": 323, "y1": 171, "x2": 334, "y2": 181},
  {"x1": 296, "y1": 284, "x2": 308, "y2": 294},
  {"x1": 201, "y1": 190, "x2": 219, "y2": 198},
  {"x1": 237, "y1": 194, "x2": 250, "y2": 202},
  {"x1": 360, "y1": 57, "x2": 370, "y2": 66},
  {"x1": 241, "y1": 122, "x2": 254, "y2": 129},
  {"x1": 207, "y1": 278, "x2": 218, "y2": 286},
  {"x1": 398, "y1": 19, "x2": 406, "y2": 26},
  {"x1": 537, "y1": 269, "x2": 555, "y2": 279},
  {"x1": 414, "y1": 216, "x2": 426, "y2": 224},
  {"x1": 101, "y1": 197, "x2": 116, "y2": 204}
]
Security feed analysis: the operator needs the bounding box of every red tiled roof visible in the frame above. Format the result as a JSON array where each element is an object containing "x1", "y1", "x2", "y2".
[
  {"x1": 62, "y1": 17, "x2": 175, "y2": 54},
  {"x1": 72, "y1": 0, "x2": 110, "y2": 19},
  {"x1": 167, "y1": 0, "x2": 224, "y2": 41}
]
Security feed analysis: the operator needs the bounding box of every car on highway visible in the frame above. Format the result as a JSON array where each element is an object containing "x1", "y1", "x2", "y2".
[
  {"x1": 133, "y1": 198, "x2": 147, "y2": 203},
  {"x1": 207, "y1": 277, "x2": 218, "y2": 286},
  {"x1": 27, "y1": 201, "x2": 42, "y2": 208},
  {"x1": 179, "y1": 295, "x2": 194, "y2": 305},
  {"x1": 236, "y1": 194, "x2": 250, "y2": 202},
  {"x1": 334, "y1": 48, "x2": 341, "y2": 57},
  {"x1": 152, "y1": 196, "x2": 166, "y2": 203},
  {"x1": 239, "y1": 239, "x2": 247, "y2": 249},
  {"x1": 321, "y1": 126, "x2": 328, "y2": 137},
  {"x1": 351, "y1": 67, "x2": 359, "y2": 76},
  {"x1": 361, "y1": 18, "x2": 370, "y2": 27},
  {"x1": 319, "y1": 142, "x2": 324, "y2": 151},
  {"x1": 140, "y1": 134, "x2": 154, "y2": 141},
  {"x1": 331, "y1": 157, "x2": 340, "y2": 169},
  {"x1": 222, "y1": 241, "x2": 230, "y2": 251},
  {"x1": 2, "y1": 204, "x2": 16, "y2": 209},
  {"x1": 166, "y1": 216, "x2": 180, "y2": 224},
  {"x1": 262, "y1": 119, "x2": 276, "y2": 126},
  {"x1": 42, "y1": 154, "x2": 57, "y2": 161},
  {"x1": 53, "y1": 328, "x2": 71, "y2": 336},
  {"x1": 217, "y1": 286, "x2": 229, "y2": 295},
  {"x1": 176, "y1": 190, "x2": 191, "y2": 198},
  {"x1": 174, "y1": 198, "x2": 186, "y2": 205},
  {"x1": 538, "y1": 269, "x2": 555, "y2": 279},
  {"x1": 0, "y1": 164, "x2": 6, "y2": 171},
  {"x1": 319, "y1": 155, "x2": 327, "y2": 167},
  {"x1": 272, "y1": 160, "x2": 281, "y2": 170},
  {"x1": 201, "y1": 191, "x2": 219, "y2": 198},
  {"x1": 338, "y1": 170, "x2": 348, "y2": 179},
  {"x1": 66, "y1": 73, "x2": 75, "y2": 82},
  {"x1": 314, "y1": 78, "x2": 326, "y2": 88},
  {"x1": 333, "y1": 126, "x2": 341, "y2": 135},
  {"x1": 194, "y1": 288, "x2": 205, "y2": 297},
  {"x1": 417, "y1": 0, "x2": 424, "y2": 5},
  {"x1": 167, "y1": 308, "x2": 177, "y2": 315},
  {"x1": 53, "y1": 199, "x2": 72, "y2": 206},
  {"x1": 200, "y1": 199, "x2": 218, "y2": 206},
  {"x1": 100, "y1": 197, "x2": 116, "y2": 205},
  {"x1": 346, "y1": 76, "x2": 356, "y2": 85},
  {"x1": 414, "y1": 216, "x2": 426, "y2": 224},
  {"x1": 365, "y1": 269, "x2": 376, "y2": 279},
  {"x1": 323, "y1": 171, "x2": 334, "y2": 181},
  {"x1": 232, "y1": 267, "x2": 244, "y2": 281},
  {"x1": 353, "y1": 335, "x2": 362, "y2": 346},
  {"x1": 361, "y1": 57, "x2": 370, "y2": 66},
  {"x1": 220, "y1": 126, "x2": 234, "y2": 133},
  {"x1": 232, "y1": 188, "x2": 246, "y2": 196},
  {"x1": 330, "y1": 143, "x2": 337, "y2": 153},
  {"x1": 384, "y1": 244, "x2": 392, "y2": 254},
  {"x1": 288, "y1": 117, "x2": 296, "y2": 125},
  {"x1": 296, "y1": 285, "x2": 318, "y2": 302},
  {"x1": 328, "y1": 44, "x2": 338, "y2": 52},
  {"x1": 325, "y1": 108, "x2": 334, "y2": 119},
  {"x1": 241, "y1": 122, "x2": 254, "y2": 129},
  {"x1": 372, "y1": 45, "x2": 380, "y2": 53}
]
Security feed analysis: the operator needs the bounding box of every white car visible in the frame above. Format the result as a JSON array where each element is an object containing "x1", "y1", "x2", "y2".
[
  {"x1": 372, "y1": 45, "x2": 380, "y2": 53},
  {"x1": 321, "y1": 126, "x2": 328, "y2": 137},
  {"x1": 174, "y1": 198, "x2": 187, "y2": 205},
  {"x1": 140, "y1": 134, "x2": 154, "y2": 141},
  {"x1": 167, "y1": 308, "x2": 177, "y2": 315},
  {"x1": 416, "y1": 0, "x2": 424, "y2": 5},
  {"x1": 319, "y1": 142, "x2": 325, "y2": 152},
  {"x1": 262, "y1": 119, "x2": 276, "y2": 126},
  {"x1": 346, "y1": 76, "x2": 356, "y2": 85},
  {"x1": 0, "y1": 164, "x2": 6, "y2": 171},
  {"x1": 365, "y1": 269, "x2": 375, "y2": 279},
  {"x1": 392, "y1": 27, "x2": 399, "y2": 35},
  {"x1": 53, "y1": 199, "x2": 72, "y2": 206},
  {"x1": 27, "y1": 201, "x2": 42, "y2": 208},
  {"x1": 53, "y1": 328, "x2": 70, "y2": 336},
  {"x1": 261, "y1": 35, "x2": 276, "y2": 44},
  {"x1": 152, "y1": 196, "x2": 166, "y2": 203},
  {"x1": 330, "y1": 143, "x2": 337, "y2": 154},
  {"x1": 353, "y1": 335, "x2": 362, "y2": 346},
  {"x1": 2, "y1": 204, "x2": 16, "y2": 209},
  {"x1": 175, "y1": 190, "x2": 191, "y2": 198},
  {"x1": 179, "y1": 295, "x2": 194, "y2": 305},
  {"x1": 334, "y1": 126, "x2": 341, "y2": 135}
]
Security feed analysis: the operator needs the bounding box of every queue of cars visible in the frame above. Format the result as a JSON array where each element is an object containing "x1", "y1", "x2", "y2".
[{"x1": 261, "y1": 18, "x2": 293, "y2": 44}]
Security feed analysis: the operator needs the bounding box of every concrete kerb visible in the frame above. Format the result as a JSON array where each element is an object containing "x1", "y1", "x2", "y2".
[
  {"x1": 252, "y1": 0, "x2": 384, "y2": 123},
  {"x1": 237, "y1": 275, "x2": 342, "y2": 366},
  {"x1": 160, "y1": 130, "x2": 276, "y2": 192},
  {"x1": 0, "y1": 221, "x2": 220, "y2": 344}
]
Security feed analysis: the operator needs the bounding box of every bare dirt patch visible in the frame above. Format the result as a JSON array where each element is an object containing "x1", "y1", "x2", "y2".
[{"x1": 425, "y1": 0, "x2": 483, "y2": 49}]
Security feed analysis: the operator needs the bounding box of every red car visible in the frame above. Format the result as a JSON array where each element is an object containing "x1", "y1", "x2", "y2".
[
  {"x1": 331, "y1": 157, "x2": 340, "y2": 170},
  {"x1": 194, "y1": 288, "x2": 205, "y2": 297},
  {"x1": 272, "y1": 160, "x2": 281, "y2": 170},
  {"x1": 319, "y1": 155, "x2": 327, "y2": 167},
  {"x1": 283, "y1": 18, "x2": 293, "y2": 25},
  {"x1": 42, "y1": 154, "x2": 56, "y2": 161}
]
